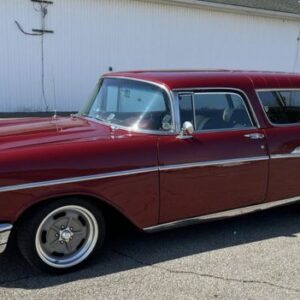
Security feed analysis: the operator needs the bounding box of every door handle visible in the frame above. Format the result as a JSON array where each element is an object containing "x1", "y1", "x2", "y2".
[{"x1": 244, "y1": 133, "x2": 265, "y2": 140}]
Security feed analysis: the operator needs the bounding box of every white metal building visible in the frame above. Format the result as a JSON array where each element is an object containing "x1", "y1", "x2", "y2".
[{"x1": 1, "y1": 0, "x2": 300, "y2": 113}]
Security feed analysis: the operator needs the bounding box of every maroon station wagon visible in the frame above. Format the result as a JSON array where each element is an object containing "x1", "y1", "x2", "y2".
[{"x1": 1, "y1": 70, "x2": 300, "y2": 273}]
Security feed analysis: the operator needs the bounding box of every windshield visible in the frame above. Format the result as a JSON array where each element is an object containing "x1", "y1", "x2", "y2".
[{"x1": 81, "y1": 78, "x2": 173, "y2": 132}]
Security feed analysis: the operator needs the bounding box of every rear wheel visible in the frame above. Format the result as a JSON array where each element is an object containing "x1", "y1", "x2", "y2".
[{"x1": 17, "y1": 198, "x2": 105, "y2": 273}]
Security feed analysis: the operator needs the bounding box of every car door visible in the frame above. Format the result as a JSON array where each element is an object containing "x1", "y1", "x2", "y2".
[
  {"x1": 158, "y1": 90, "x2": 269, "y2": 223},
  {"x1": 256, "y1": 89, "x2": 300, "y2": 203}
]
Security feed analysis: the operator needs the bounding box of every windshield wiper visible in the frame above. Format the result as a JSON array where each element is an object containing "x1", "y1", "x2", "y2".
[{"x1": 82, "y1": 114, "x2": 107, "y2": 123}]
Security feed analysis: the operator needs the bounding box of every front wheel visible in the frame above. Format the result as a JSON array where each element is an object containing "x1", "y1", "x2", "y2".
[{"x1": 17, "y1": 198, "x2": 106, "y2": 274}]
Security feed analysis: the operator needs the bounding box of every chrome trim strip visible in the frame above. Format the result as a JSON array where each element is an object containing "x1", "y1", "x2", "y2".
[
  {"x1": 144, "y1": 197, "x2": 300, "y2": 233},
  {"x1": 0, "y1": 167, "x2": 158, "y2": 194},
  {"x1": 192, "y1": 126, "x2": 256, "y2": 135},
  {"x1": 172, "y1": 87, "x2": 261, "y2": 129},
  {"x1": 292, "y1": 147, "x2": 300, "y2": 154},
  {"x1": 271, "y1": 153, "x2": 300, "y2": 160},
  {"x1": 159, "y1": 156, "x2": 269, "y2": 172},
  {"x1": 0, "y1": 224, "x2": 13, "y2": 254},
  {"x1": 172, "y1": 90, "x2": 182, "y2": 133},
  {"x1": 0, "y1": 157, "x2": 270, "y2": 193},
  {"x1": 0, "y1": 224, "x2": 12, "y2": 233},
  {"x1": 270, "y1": 147, "x2": 300, "y2": 159}
]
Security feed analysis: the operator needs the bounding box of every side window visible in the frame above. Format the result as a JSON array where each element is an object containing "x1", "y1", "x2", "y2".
[
  {"x1": 193, "y1": 93, "x2": 253, "y2": 131},
  {"x1": 258, "y1": 90, "x2": 300, "y2": 125},
  {"x1": 179, "y1": 94, "x2": 194, "y2": 128}
]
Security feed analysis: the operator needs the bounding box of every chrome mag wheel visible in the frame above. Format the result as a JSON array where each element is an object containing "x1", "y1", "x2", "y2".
[{"x1": 35, "y1": 205, "x2": 99, "y2": 269}]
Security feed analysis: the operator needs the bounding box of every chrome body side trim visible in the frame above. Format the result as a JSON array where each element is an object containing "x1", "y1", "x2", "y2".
[
  {"x1": 271, "y1": 153, "x2": 300, "y2": 160},
  {"x1": 159, "y1": 156, "x2": 269, "y2": 172},
  {"x1": 0, "y1": 224, "x2": 13, "y2": 254},
  {"x1": 0, "y1": 167, "x2": 158, "y2": 194},
  {"x1": 270, "y1": 148, "x2": 300, "y2": 160},
  {"x1": 144, "y1": 197, "x2": 300, "y2": 233},
  {"x1": 0, "y1": 156, "x2": 269, "y2": 193},
  {"x1": 292, "y1": 147, "x2": 300, "y2": 154}
]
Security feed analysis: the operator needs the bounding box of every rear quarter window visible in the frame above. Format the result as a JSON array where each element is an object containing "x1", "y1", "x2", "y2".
[{"x1": 258, "y1": 90, "x2": 300, "y2": 125}]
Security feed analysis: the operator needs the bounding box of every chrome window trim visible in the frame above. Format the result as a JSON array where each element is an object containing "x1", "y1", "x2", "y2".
[
  {"x1": 181, "y1": 126, "x2": 258, "y2": 135},
  {"x1": 144, "y1": 196, "x2": 300, "y2": 233},
  {"x1": 256, "y1": 88, "x2": 300, "y2": 128},
  {"x1": 172, "y1": 87, "x2": 261, "y2": 129},
  {"x1": 193, "y1": 91, "x2": 255, "y2": 132},
  {"x1": 172, "y1": 90, "x2": 183, "y2": 133},
  {"x1": 0, "y1": 156, "x2": 269, "y2": 193},
  {"x1": 192, "y1": 93, "x2": 197, "y2": 129},
  {"x1": 84, "y1": 76, "x2": 177, "y2": 136}
]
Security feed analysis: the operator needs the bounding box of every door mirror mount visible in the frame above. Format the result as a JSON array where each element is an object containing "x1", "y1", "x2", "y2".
[{"x1": 177, "y1": 121, "x2": 194, "y2": 139}]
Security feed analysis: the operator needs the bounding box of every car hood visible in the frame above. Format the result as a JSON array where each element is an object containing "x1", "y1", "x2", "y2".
[{"x1": 0, "y1": 116, "x2": 112, "y2": 151}]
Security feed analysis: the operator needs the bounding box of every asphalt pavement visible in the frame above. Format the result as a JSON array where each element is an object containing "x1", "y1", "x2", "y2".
[{"x1": 0, "y1": 204, "x2": 299, "y2": 300}]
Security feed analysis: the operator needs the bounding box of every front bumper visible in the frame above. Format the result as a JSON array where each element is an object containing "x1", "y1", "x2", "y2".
[{"x1": 0, "y1": 224, "x2": 12, "y2": 254}]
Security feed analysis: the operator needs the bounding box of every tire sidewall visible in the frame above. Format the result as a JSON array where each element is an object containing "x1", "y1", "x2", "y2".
[{"x1": 17, "y1": 198, "x2": 106, "y2": 274}]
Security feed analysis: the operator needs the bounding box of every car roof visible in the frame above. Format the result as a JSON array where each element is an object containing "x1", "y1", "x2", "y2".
[{"x1": 103, "y1": 70, "x2": 300, "y2": 91}]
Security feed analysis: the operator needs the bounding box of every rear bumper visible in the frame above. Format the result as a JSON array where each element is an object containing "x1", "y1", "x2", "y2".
[{"x1": 0, "y1": 224, "x2": 13, "y2": 254}]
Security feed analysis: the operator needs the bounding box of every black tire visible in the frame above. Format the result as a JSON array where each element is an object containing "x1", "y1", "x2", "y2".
[{"x1": 17, "y1": 197, "x2": 106, "y2": 274}]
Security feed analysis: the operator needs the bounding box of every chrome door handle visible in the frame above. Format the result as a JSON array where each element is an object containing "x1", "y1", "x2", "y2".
[{"x1": 244, "y1": 133, "x2": 265, "y2": 140}]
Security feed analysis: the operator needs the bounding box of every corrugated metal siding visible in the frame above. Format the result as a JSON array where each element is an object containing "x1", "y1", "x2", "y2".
[{"x1": 1, "y1": 0, "x2": 300, "y2": 112}]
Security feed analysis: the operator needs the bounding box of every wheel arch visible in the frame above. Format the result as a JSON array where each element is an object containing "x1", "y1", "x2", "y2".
[{"x1": 14, "y1": 193, "x2": 139, "y2": 231}]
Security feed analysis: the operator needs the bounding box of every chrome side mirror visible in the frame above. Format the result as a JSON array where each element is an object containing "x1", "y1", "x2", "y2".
[
  {"x1": 183, "y1": 121, "x2": 194, "y2": 135},
  {"x1": 177, "y1": 121, "x2": 194, "y2": 139}
]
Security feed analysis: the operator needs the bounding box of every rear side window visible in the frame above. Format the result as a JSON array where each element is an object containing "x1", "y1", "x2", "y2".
[
  {"x1": 258, "y1": 90, "x2": 300, "y2": 125},
  {"x1": 179, "y1": 92, "x2": 253, "y2": 131}
]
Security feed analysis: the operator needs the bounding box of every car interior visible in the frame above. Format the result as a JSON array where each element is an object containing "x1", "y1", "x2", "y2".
[{"x1": 179, "y1": 93, "x2": 253, "y2": 131}]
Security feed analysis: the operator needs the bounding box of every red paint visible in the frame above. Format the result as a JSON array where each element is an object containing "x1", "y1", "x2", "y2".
[
  {"x1": 0, "y1": 70, "x2": 300, "y2": 229},
  {"x1": 0, "y1": 117, "x2": 159, "y2": 228},
  {"x1": 264, "y1": 126, "x2": 300, "y2": 202},
  {"x1": 158, "y1": 129, "x2": 268, "y2": 223}
]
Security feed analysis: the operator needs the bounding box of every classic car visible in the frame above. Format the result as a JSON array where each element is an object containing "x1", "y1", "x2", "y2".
[{"x1": 1, "y1": 70, "x2": 300, "y2": 273}]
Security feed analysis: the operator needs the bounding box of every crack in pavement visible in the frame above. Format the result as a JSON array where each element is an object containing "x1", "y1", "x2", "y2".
[
  {"x1": 112, "y1": 249, "x2": 300, "y2": 294},
  {"x1": 1, "y1": 249, "x2": 299, "y2": 296}
]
